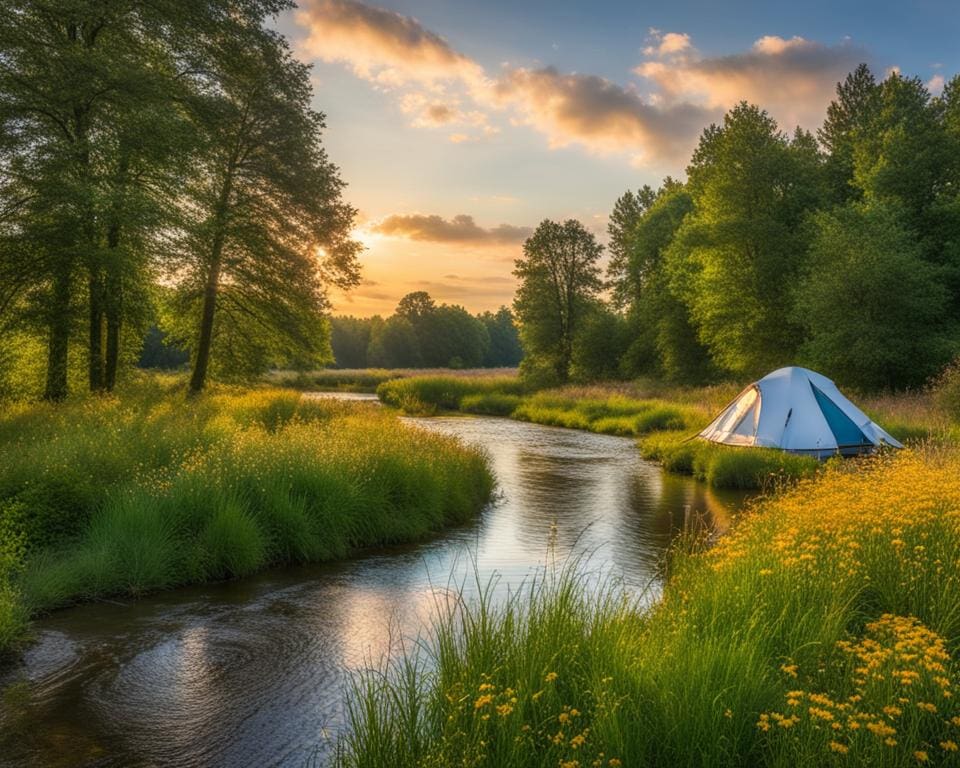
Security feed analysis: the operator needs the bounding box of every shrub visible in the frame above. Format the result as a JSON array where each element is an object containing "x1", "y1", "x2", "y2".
[
  {"x1": 460, "y1": 393, "x2": 522, "y2": 417},
  {"x1": 932, "y1": 357, "x2": 960, "y2": 423},
  {"x1": 377, "y1": 376, "x2": 524, "y2": 413}
]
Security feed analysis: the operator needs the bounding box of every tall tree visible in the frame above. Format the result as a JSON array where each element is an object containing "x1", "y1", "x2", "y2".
[
  {"x1": 795, "y1": 202, "x2": 954, "y2": 390},
  {"x1": 174, "y1": 25, "x2": 360, "y2": 392},
  {"x1": 478, "y1": 307, "x2": 522, "y2": 367},
  {"x1": 606, "y1": 185, "x2": 655, "y2": 308},
  {"x1": 673, "y1": 103, "x2": 824, "y2": 377},
  {"x1": 819, "y1": 63, "x2": 879, "y2": 203},
  {"x1": 513, "y1": 219, "x2": 603, "y2": 383}
]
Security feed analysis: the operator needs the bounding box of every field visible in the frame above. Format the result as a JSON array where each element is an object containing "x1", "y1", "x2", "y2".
[
  {"x1": 0, "y1": 376, "x2": 493, "y2": 656},
  {"x1": 337, "y1": 447, "x2": 960, "y2": 767},
  {"x1": 267, "y1": 368, "x2": 519, "y2": 393}
]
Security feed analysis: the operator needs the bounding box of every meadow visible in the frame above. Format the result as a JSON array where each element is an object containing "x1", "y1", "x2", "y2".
[
  {"x1": 337, "y1": 447, "x2": 960, "y2": 767},
  {"x1": 0, "y1": 376, "x2": 493, "y2": 656}
]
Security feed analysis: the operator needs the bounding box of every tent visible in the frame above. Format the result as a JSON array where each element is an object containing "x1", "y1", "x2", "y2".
[{"x1": 697, "y1": 366, "x2": 903, "y2": 458}]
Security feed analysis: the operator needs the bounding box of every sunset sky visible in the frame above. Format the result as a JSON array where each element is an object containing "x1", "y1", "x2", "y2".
[{"x1": 275, "y1": 0, "x2": 960, "y2": 317}]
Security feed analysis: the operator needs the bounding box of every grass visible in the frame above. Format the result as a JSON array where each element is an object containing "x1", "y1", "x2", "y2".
[
  {"x1": 0, "y1": 375, "x2": 493, "y2": 654},
  {"x1": 336, "y1": 446, "x2": 960, "y2": 767},
  {"x1": 268, "y1": 367, "x2": 519, "y2": 393},
  {"x1": 376, "y1": 375, "x2": 527, "y2": 414}
]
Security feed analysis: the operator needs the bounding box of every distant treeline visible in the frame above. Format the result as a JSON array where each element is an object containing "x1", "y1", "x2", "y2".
[
  {"x1": 512, "y1": 65, "x2": 960, "y2": 391},
  {"x1": 0, "y1": 1, "x2": 360, "y2": 401},
  {"x1": 330, "y1": 292, "x2": 522, "y2": 369}
]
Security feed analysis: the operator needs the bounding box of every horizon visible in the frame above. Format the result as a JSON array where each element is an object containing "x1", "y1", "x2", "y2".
[{"x1": 274, "y1": 0, "x2": 960, "y2": 317}]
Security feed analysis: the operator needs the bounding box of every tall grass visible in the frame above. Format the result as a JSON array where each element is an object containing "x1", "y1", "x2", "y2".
[
  {"x1": 640, "y1": 431, "x2": 821, "y2": 490},
  {"x1": 269, "y1": 368, "x2": 519, "y2": 393},
  {"x1": 0, "y1": 379, "x2": 493, "y2": 651},
  {"x1": 337, "y1": 447, "x2": 960, "y2": 767},
  {"x1": 376, "y1": 375, "x2": 526, "y2": 414}
]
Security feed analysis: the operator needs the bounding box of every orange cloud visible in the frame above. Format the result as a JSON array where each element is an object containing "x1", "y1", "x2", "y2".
[
  {"x1": 371, "y1": 213, "x2": 532, "y2": 244},
  {"x1": 488, "y1": 66, "x2": 715, "y2": 164},
  {"x1": 634, "y1": 35, "x2": 866, "y2": 130},
  {"x1": 296, "y1": 0, "x2": 484, "y2": 87},
  {"x1": 296, "y1": 1, "x2": 870, "y2": 165}
]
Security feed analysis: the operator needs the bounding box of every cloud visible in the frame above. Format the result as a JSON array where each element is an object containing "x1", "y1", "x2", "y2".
[
  {"x1": 371, "y1": 213, "x2": 532, "y2": 244},
  {"x1": 488, "y1": 66, "x2": 715, "y2": 163},
  {"x1": 296, "y1": 0, "x2": 484, "y2": 87},
  {"x1": 643, "y1": 29, "x2": 692, "y2": 57},
  {"x1": 296, "y1": 1, "x2": 872, "y2": 166},
  {"x1": 635, "y1": 35, "x2": 867, "y2": 130},
  {"x1": 927, "y1": 73, "x2": 945, "y2": 95}
]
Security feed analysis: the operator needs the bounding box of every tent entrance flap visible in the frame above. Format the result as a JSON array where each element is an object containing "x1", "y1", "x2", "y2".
[{"x1": 810, "y1": 383, "x2": 869, "y2": 447}]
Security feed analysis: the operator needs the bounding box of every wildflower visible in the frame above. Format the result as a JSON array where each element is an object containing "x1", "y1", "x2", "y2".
[
  {"x1": 474, "y1": 694, "x2": 494, "y2": 709},
  {"x1": 780, "y1": 663, "x2": 798, "y2": 678},
  {"x1": 478, "y1": 683, "x2": 495, "y2": 692},
  {"x1": 571, "y1": 734, "x2": 586, "y2": 748},
  {"x1": 608, "y1": 761, "x2": 622, "y2": 767},
  {"x1": 496, "y1": 704, "x2": 513, "y2": 717},
  {"x1": 941, "y1": 741, "x2": 959, "y2": 752},
  {"x1": 545, "y1": 672, "x2": 558, "y2": 683},
  {"x1": 828, "y1": 741, "x2": 848, "y2": 754},
  {"x1": 914, "y1": 751, "x2": 929, "y2": 762}
]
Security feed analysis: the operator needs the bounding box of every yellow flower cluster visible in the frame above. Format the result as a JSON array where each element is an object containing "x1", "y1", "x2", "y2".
[{"x1": 760, "y1": 613, "x2": 959, "y2": 762}]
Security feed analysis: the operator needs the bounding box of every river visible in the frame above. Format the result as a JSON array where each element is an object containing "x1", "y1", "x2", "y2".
[{"x1": 0, "y1": 398, "x2": 746, "y2": 767}]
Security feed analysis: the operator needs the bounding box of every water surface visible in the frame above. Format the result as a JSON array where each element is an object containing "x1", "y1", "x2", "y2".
[{"x1": 0, "y1": 399, "x2": 746, "y2": 767}]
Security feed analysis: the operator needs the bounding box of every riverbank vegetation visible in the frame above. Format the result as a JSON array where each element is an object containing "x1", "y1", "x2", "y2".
[
  {"x1": 373, "y1": 373, "x2": 953, "y2": 488},
  {"x1": 337, "y1": 447, "x2": 960, "y2": 767},
  {"x1": 0, "y1": 378, "x2": 492, "y2": 656}
]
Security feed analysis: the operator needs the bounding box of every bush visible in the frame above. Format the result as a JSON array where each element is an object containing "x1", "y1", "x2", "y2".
[
  {"x1": 460, "y1": 393, "x2": 522, "y2": 417},
  {"x1": 377, "y1": 376, "x2": 525, "y2": 414},
  {"x1": 932, "y1": 357, "x2": 960, "y2": 423},
  {"x1": 639, "y1": 433, "x2": 819, "y2": 489}
]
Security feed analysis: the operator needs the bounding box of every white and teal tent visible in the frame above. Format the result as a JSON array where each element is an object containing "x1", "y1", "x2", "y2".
[{"x1": 697, "y1": 366, "x2": 903, "y2": 458}]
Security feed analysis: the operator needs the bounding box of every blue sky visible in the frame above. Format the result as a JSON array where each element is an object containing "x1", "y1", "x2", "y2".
[{"x1": 275, "y1": 1, "x2": 960, "y2": 316}]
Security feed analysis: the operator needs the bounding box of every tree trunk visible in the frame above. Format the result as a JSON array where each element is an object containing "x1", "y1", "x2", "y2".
[
  {"x1": 88, "y1": 267, "x2": 105, "y2": 391},
  {"x1": 104, "y1": 261, "x2": 121, "y2": 391},
  {"x1": 44, "y1": 268, "x2": 72, "y2": 402},
  {"x1": 188, "y1": 165, "x2": 235, "y2": 395},
  {"x1": 188, "y1": 253, "x2": 222, "y2": 394}
]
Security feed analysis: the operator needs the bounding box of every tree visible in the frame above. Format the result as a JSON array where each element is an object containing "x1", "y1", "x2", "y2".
[
  {"x1": 570, "y1": 305, "x2": 629, "y2": 382},
  {"x1": 367, "y1": 315, "x2": 420, "y2": 368},
  {"x1": 819, "y1": 63, "x2": 879, "y2": 203},
  {"x1": 606, "y1": 186, "x2": 655, "y2": 308},
  {"x1": 395, "y1": 291, "x2": 436, "y2": 323},
  {"x1": 478, "y1": 307, "x2": 523, "y2": 367},
  {"x1": 330, "y1": 316, "x2": 371, "y2": 368},
  {"x1": 673, "y1": 103, "x2": 825, "y2": 377},
  {"x1": 418, "y1": 304, "x2": 488, "y2": 368},
  {"x1": 513, "y1": 219, "x2": 603, "y2": 383},
  {"x1": 795, "y1": 202, "x2": 954, "y2": 390},
  {"x1": 173, "y1": 24, "x2": 360, "y2": 392}
]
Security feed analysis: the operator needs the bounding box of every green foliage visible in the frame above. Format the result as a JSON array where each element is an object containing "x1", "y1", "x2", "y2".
[
  {"x1": 0, "y1": 379, "x2": 493, "y2": 649},
  {"x1": 460, "y1": 393, "x2": 523, "y2": 417},
  {"x1": 795, "y1": 203, "x2": 954, "y2": 390},
  {"x1": 479, "y1": 307, "x2": 523, "y2": 367},
  {"x1": 673, "y1": 104, "x2": 825, "y2": 377},
  {"x1": 330, "y1": 316, "x2": 373, "y2": 369},
  {"x1": 569, "y1": 307, "x2": 631, "y2": 382},
  {"x1": 932, "y1": 358, "x2": 960, "y2": 422},
  {"x1": 377, "y1": 376, "x2": 525, "y2": 414},
  {"x1": 368, "y1": 316, "x2": 422, "y2": 368},
  {"x1": 639, "y1": 432, "x2": 820, "y2": 489},
  {"x1": 514, "y1": 219, "x2": 604, "y2": 383}
]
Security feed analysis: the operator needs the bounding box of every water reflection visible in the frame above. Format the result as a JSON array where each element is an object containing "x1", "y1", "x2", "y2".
[{"x1": 1, "y1": 410, "x2": 747, "y2": 767}]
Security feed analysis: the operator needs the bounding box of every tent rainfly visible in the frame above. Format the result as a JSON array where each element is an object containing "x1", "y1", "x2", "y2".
[{"x1": 697, "y1": 366, "x2": 903, "y2": 458}]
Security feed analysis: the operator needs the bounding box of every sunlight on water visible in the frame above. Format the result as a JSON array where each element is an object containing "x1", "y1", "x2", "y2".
[{"x1": 1, "y1": 404, "x2": 746, "y2": 768}]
